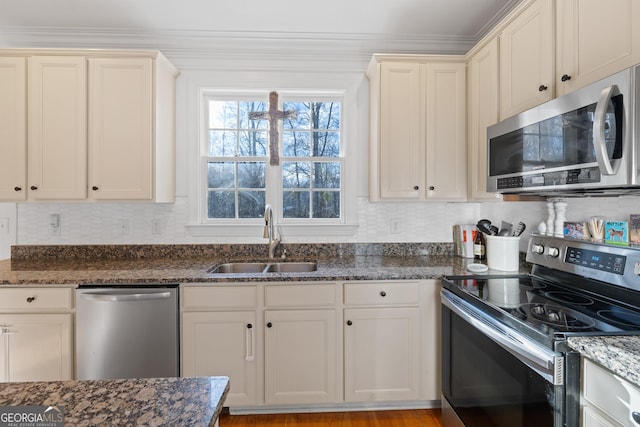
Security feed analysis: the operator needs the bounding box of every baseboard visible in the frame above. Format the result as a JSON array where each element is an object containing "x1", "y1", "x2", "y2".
[{"x1": 229, "y1": 399, "x2": 442, "y2": 415}]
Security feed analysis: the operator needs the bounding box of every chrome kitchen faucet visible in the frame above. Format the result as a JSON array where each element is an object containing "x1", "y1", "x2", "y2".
[{"x1": 263, "y1": 204, "x2": 280, "y2": 259}]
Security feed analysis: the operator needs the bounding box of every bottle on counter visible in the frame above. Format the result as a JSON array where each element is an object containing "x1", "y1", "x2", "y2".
[{"x1": 474, "y1": 228, "x2": 486, "y2": 260}]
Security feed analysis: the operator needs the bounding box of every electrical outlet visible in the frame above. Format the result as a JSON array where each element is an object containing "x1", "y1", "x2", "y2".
[
  {"x1": 0, "y1": 218, "x2": 9, "y2": 235},
  {"x1": 390, "y1": 218, "x2": 401, "y2": 234},
  {"x1": 151, "y1": 219, "x2": 165, "y2": 235},
  {"x1": 49, "y1": 214, "x2": 61, "y2": 236},
  {"x1": 118, "y1": 219, "x2": 130, "y2": 236}
]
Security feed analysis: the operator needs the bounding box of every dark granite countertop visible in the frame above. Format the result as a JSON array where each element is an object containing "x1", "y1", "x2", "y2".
[
  {"x1": 0, "y1": 376, "x2": 229, "y2": 427},
  {"x1": 0, "y1": 255, "x2": 529, "y2": 285},
  {"x1": 0, "y1": 243, "x2": 530, "y2": 285}
]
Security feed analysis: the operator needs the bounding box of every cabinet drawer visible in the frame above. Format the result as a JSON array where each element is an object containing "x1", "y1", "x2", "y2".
[
  {"x1": 265, "y1": 284, "x2": 336, "y2": 308},
  {"x1": 583, "y1": 358, "x2": 640, "y2": 425},
  {"x1": 182, "y1": 285, "x2": 258, "y2": 310},
  {"x1": 344, "y1": 282, "x2": 419, "y2": 306},
  {"x1": 0, "y1": 287, "x2": 73, "y2": 311}
]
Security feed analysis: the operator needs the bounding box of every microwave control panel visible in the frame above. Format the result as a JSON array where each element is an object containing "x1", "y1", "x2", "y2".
[{"x1": 497, "y1": 167, "x2": 601, "y2": 190}]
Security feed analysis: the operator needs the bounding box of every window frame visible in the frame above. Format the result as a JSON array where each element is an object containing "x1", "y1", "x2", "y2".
[{"x1": 189, "y1": 88, "x2": 356, "y2": 238}]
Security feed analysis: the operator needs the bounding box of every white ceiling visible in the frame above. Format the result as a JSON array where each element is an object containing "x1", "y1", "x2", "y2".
[{"x1": 0, "y1": 0, "x2": 523, "y2": 69}]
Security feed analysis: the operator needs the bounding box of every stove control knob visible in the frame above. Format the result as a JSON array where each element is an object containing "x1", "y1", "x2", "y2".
[
  {"x1": 547, "y1": 247, "x2": 560, "y2": 258},
  {"x1": 532, "y1": 244, "x2": 545, "y2": 254}
]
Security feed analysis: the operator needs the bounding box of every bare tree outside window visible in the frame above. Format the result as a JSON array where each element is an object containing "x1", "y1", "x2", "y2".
[{"x1": 203, "y1": 94, "x2": 342, "y2": 222}]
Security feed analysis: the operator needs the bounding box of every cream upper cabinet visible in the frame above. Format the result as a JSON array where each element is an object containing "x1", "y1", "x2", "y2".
[
  {"x1": 88, "y1": 58, "x2": 153, "y2": 200},
  {"x1": 367, "y1": 55, "x2": 466, "y2": 202},
  {"x1": 499, "y1": 0, "x2": 554, "y2": 120},
  {"x1": 556, "y1": 0, "x2": 640, "y2": 96},
  {"x1": 88, "y1": 55, "x2": 177, "y2": 202},
  {"x1": 370, "y1": 61, "x2": 422, "y2": 200},
  {"x1": 28, "y1": 56, "x2": 88, "y2": 200},
  {"x1": 0, "y1": 49, "x2": 178, "y2": 202},
  {"x1": 467, "y1": 39, "x2": 501, "y2": 201},
  {"x1": 423, "y1": 62, "x2": 467, "y2": 201},
  {"x1": 0, "y1": 57, "x2": 26, "y2": 201}
]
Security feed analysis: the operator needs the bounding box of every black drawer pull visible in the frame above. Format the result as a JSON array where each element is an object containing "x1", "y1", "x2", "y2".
[
  {"x1": 380, "y1": 291, "x2": 387, "y2": 297},
  {"x1": 26, "y1": 297, "x2": 35, "y2": 303},
  {"x1": 346, "y1": 320, "x2": 353, "y2": 326},
  {"x1": 266, "y1": 322, "x2": 272, "y2": 328}
]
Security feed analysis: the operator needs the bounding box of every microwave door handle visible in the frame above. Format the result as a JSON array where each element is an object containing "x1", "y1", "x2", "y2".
[{"x1": 593, "y1": 85, "x2": 616, "y2": 175}]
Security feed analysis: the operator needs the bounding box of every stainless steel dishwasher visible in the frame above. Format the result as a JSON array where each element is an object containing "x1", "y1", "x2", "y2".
[{"x1": 75, "y1": 285, "x2": 179, "y2": 380}]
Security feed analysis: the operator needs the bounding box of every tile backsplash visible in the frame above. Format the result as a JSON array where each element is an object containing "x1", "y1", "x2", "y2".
[{"x1": 3, "y1": 195, "x2": 639, "y2": 260}]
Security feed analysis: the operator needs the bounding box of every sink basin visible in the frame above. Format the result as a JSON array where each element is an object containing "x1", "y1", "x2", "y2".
[
  {"x1": 264, "y1": 262, "x2": 317, "y2": 273},
  {"x1": 208, "y1": 261, "x2": 317, "y2": 274},
  {"x1": 208, "y1": 263, "x2": 268, "y2": 273}
]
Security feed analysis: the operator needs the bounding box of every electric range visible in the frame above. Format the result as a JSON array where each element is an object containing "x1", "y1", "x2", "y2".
[{"x1": 440, "y1": 234, "x2": 640, "y2": 427}]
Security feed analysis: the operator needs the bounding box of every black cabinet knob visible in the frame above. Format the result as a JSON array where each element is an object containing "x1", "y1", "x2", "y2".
[
  {"x1": 346, "y1": 320, "x2": 352, "y2": 326},
  {"x1": 538, "y1": 85, "x2": 548, "y2": 92},
  {"x1": 266, "y1": 322, "x2": 272, "y2": 328},
  {"x1": 92, "y1": 186, "x2": 99, "y2": 191},
  {"x1": 380, "y1": 291, "x2": 387, "y2": 297},
  {"x1": 429, "y1": 186, "x2": 435, "y2": 191},
  {"x1": 30, "y1": 186, "x2": 38, "y2": 191},
  {"x1": 247, "y1": 323, "x2": 252, "y2": 329},
  {"x1": 413, "y1": 186, "x2": 419, "y2": 191},
  {"x1": 14, "y1": 187, "x2": 21, "y2": 192},
  {"x1": 26, "y1": 297, "x2": 35, "y2": 303},
  {"x1": 561, "y1": 74, "x2": 571, "y2": 82}
]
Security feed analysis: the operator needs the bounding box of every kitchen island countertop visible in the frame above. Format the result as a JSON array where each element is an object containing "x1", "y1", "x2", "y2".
[
  {"x1": 568, "y1": 335, "x2": 640, "y2": 388},
  {"x1": 0, "y1": 376, "x2": 229, "y2": 427}
]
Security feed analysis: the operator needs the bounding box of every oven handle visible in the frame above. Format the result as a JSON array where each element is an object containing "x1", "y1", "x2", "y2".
[
  {"x1": 441, "y1": 289, "x2": 559, "y2": 384},
  {"x1": 593, "y1": 84, "x2": 617, "y2": 176}
]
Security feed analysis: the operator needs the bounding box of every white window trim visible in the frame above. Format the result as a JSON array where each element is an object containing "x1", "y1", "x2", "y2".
[{"x1": 186, "y1": 86, "x2": 359, "y2": 239}]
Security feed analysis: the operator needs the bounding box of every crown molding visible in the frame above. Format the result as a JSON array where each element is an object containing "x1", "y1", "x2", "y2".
[{"x1": 0, "y1": 26, "x2": 476, "y2": 71}]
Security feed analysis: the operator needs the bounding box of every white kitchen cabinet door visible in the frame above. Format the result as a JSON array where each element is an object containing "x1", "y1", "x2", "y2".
[
  {"x1": 467, "y1": 39, "x2": 502, "y2": 201},
  {"x1": 0, "y1": 314, "x2": 73, "y2": 382},
  {"x1": 28, "y1": 56, "x2": 87, "y2": 200},
  {"x1": 499, "y1": 0, "x2": 554, "y2": 119},
  {"x1": 556, "y1": 0, "x2": 640, "y2": 96},
  {"x1": 264, "y1": 309, "x2": 337, "y2": 405},
  {"x1": 375, "y1": 61, "x2": 422, "y2": 200},
  {"x1": 344, "y1": 307, "x2": 420, "y2": 402},
  {"x1": 423, "y1": 62, "x2": 467, "y2": 201},
  {"x1": 182, "y1": 311, "x2": 258, "y2": 407},
  {"x1": 88, "y1": 58, "x2": 153, "y2": 200},
  {"x1": 0, "y1": 57, "x2": 27, "y2": 201}
]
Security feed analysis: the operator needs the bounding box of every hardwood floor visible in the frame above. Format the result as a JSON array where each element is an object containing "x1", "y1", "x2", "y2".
[{"x1": 219, "y1": 409, "x2": 442, "y2": 427}]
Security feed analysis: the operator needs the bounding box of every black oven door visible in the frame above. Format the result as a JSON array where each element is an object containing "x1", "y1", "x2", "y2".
[{"x1": 441, "y1": 289, "x2": 569, "y2": 427}]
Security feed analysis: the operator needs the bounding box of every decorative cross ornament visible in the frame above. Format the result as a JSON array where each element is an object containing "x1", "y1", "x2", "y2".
[{"x1": 248, "y1": 91, "x2": 297, "y2": 165}]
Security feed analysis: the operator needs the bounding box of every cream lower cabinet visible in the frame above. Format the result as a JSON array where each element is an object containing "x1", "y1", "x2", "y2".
[
  {"x1": 0, "y1": 314, "x2": 73, "y2": 382},
  {"x1": 581, "y1": 358, "x2": 640, "y2": 427},
  {"x1": 343, "y1": 280, "x2": 440, "y2": 402},
  {"x1": 181, "y1": 285, "x2": 259, "y2": 407},
  {"x1": 0, "y1": 287, "x2": 74, "y2": 382},
  {"x1": 263, "y1": 284, "x2": 339, "y2": 405}
]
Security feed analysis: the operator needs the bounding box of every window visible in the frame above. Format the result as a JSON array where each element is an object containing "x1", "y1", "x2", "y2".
[{"x1": 202, "y1": 91, "x2": 343, "y2": 224}]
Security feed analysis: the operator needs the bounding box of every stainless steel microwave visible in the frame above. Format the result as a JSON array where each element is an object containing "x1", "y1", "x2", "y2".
[{"x1": 487, "y1": 65, "x2": 640, "y2": 196}]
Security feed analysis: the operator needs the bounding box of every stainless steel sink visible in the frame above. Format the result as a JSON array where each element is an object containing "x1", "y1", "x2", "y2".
[
  {"x1": 208, "y1": 262, "x2": 268, "y2": 273},
  {"x1": 208, "y1": 261, "x2": 317, "y2": 274},
  {"x1": 263, "y1": 262, "x2": 317, "y2": 273}
]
